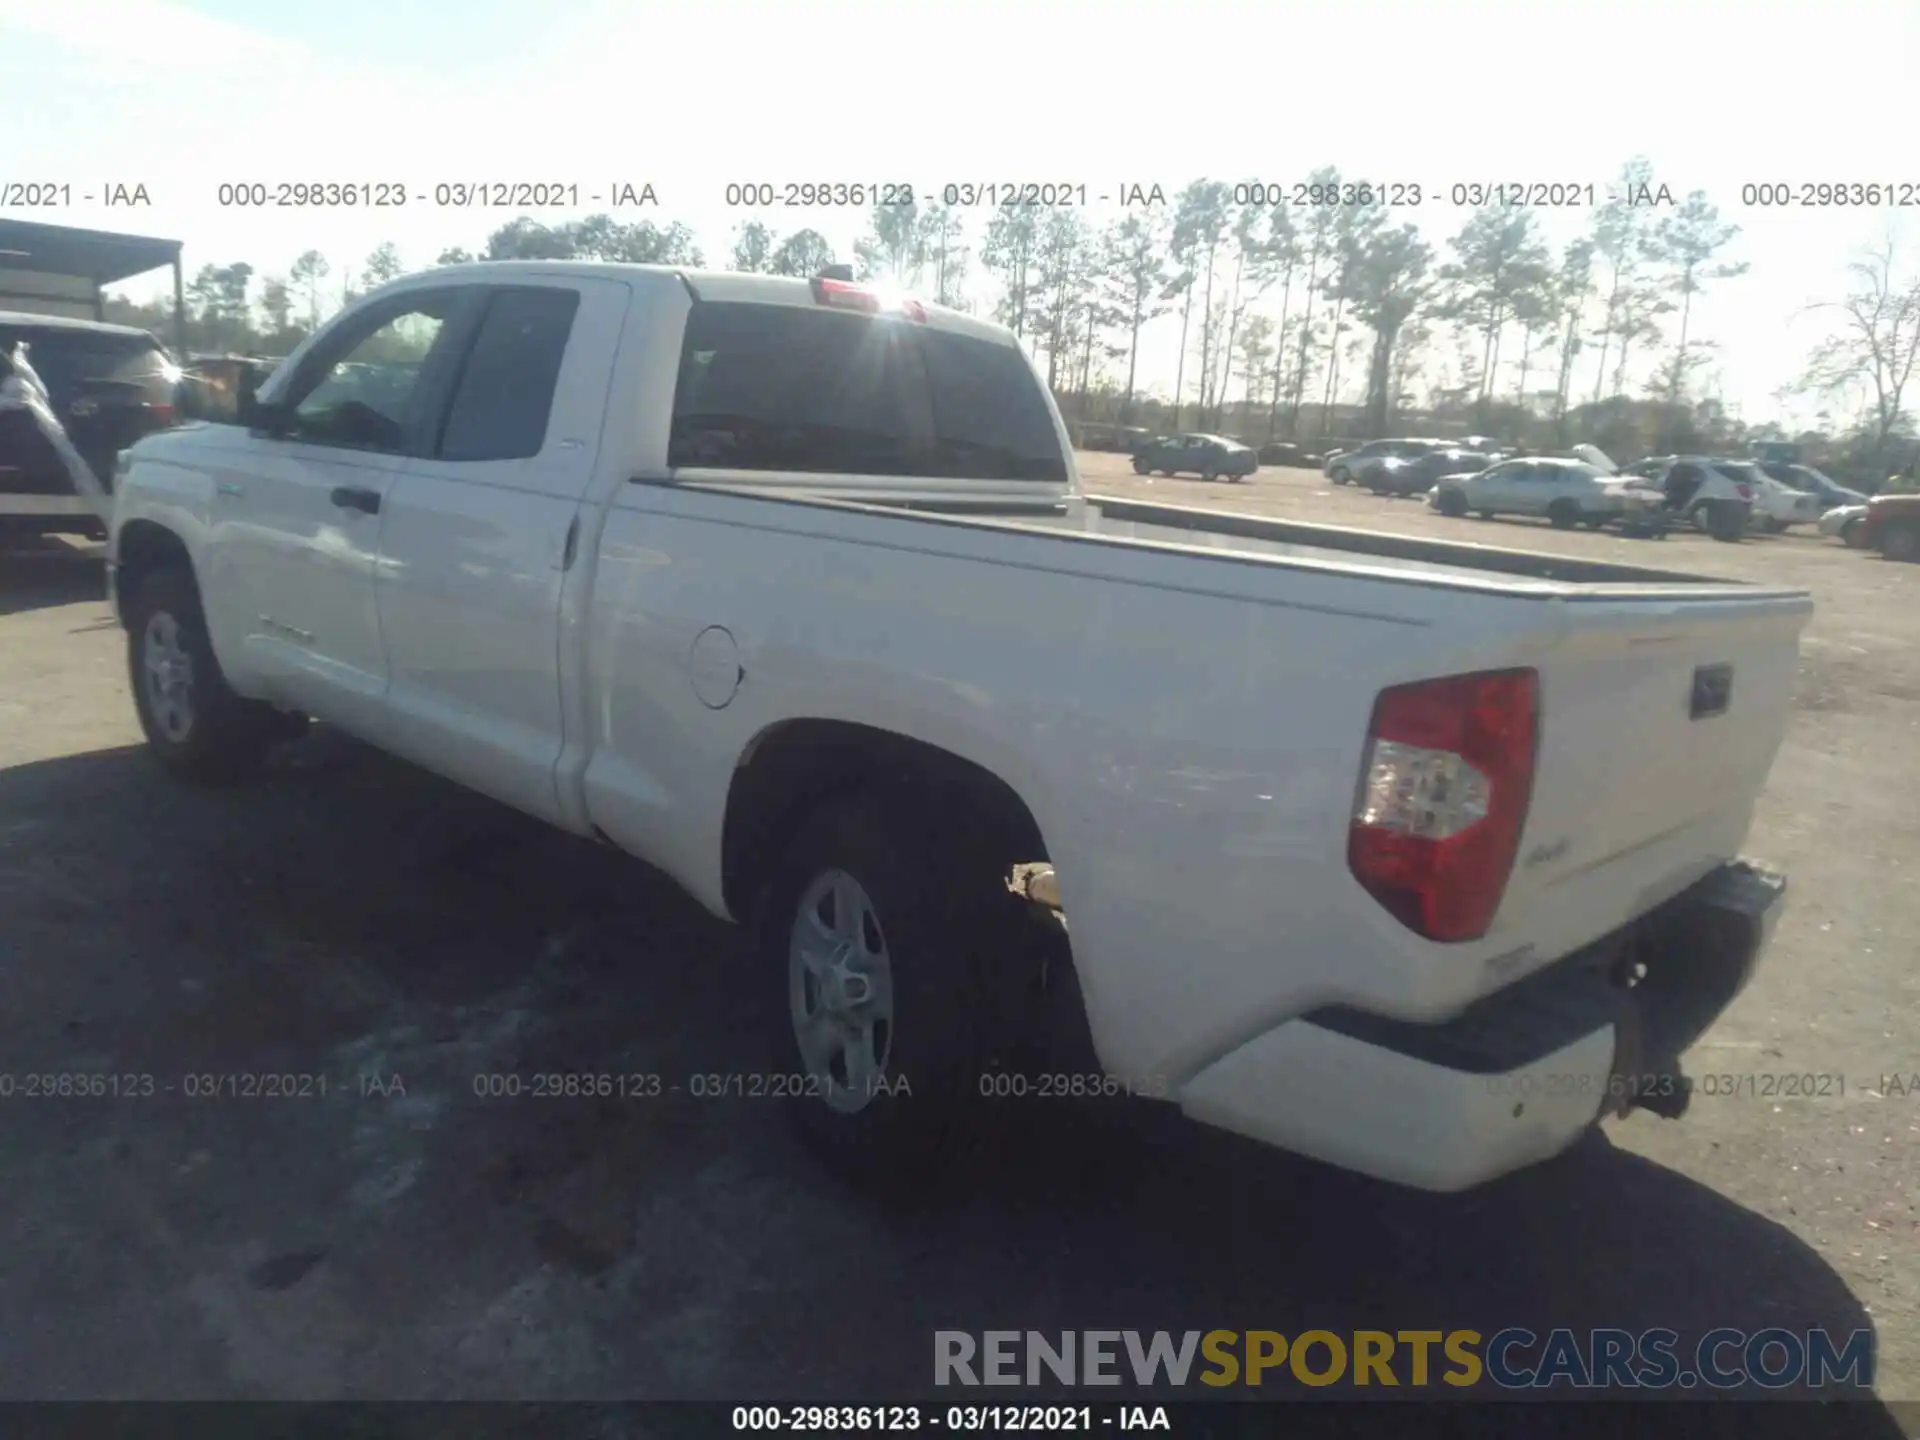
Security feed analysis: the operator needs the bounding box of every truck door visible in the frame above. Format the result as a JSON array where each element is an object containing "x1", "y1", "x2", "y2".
[
  {"x1": 371, "y1": 278, "x2": 629, "y2": 825},
  {"x1": 217, "y1": 287, "x2": 474, "y2": 739}
]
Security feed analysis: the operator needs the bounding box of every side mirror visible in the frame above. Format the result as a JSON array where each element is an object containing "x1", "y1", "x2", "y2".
[{"x1": 239, "y1": 390, "x2": 284, "y2": 433}]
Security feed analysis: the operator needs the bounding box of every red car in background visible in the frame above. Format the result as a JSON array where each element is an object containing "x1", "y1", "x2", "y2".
[{"x1": 1857, "y1": 493, "x2": 1920, "y2": 562}]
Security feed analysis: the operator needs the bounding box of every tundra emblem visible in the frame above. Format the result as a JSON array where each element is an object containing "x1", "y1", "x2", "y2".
[{"x1": 1524, "y1": 838, "x2": 1570, "y2": 868}]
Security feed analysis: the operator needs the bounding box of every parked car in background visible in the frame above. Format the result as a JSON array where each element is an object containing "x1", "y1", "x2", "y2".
[
  {"x1": 1256, "y1": 440, "x2": 1322, "y2": 468},
  {"x1": 0, "y1": 313, "x2": 181, "y2": 539},
  {"x1": 1623, "y1": 456, "x2": 1755, "y2": 542},
  {"x1": 1856, "y1": 493, "x2": 1920, "y2": 561},
  {"x1": 1739, "y1": 470, "x2": 1823, "y2": 534},
  {"x1": 1759, "y1": 461, "x2": 1868, "y2": 512},
  {"x1": 1366, "y1": 446, "x2": 1494, "y2": 497},
  {"x1": 1430, "y1": 456, "x2": 1634, "y2": 528},
  {"x1": 1819, "y1": 503, "x2": 1871, "y2": 547},
  {"x1": 1077, "y1": 423, "x2": 1152, "y2": 454},
  {"x1": 1323, "y1": 437, "x2": 1436, "y2": 485},
  {"x1": 1132, "y1": 432, "x2": 1258, "y2": 481}
]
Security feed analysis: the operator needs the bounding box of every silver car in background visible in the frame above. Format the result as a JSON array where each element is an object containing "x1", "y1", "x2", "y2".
[
  {"x1": 1820, "y1": 503, "x2": 1872, "y2": 547},
  {"x1": 1323, "y1": 437, "x2": 1439, "y2": 485},
  {"x1": 1428, "y1": 455, "x2": 1635, "y2": 528}
]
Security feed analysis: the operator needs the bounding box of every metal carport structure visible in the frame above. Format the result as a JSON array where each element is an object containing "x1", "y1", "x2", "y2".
[{"x1": 0, "y1": 219, "x2": 185, "y2": 355}]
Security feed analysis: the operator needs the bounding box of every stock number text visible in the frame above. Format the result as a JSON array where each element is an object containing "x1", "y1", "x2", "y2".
[
  {"x1": 1741, "y1": 182, "x2": 1920, "y2": 208},
  {"x1": 216, "y1": 182, "x2": 408, "y2": 207},
  {"x1": 724, "y1": 182, "x2": 915, "y2": 208}
]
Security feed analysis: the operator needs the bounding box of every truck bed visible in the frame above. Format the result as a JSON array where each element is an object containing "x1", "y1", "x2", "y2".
[
  {"x1": 657, "y1": 477, "x2": 1810, "y2": 1038},
  {"x1": 694, "y1": 482, "x2": 1807, "y2": 600},
  {"x1": 1069, "y1": 496, "x2": 1764, "y2": 593}
]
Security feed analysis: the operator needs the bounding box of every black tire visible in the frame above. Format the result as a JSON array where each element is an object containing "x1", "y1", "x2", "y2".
[
  {"x1": 1202, "y1": 470, "x2": 1220, "y2": 483},
  {"x1": 1434, "y1": 488, "x2": 1468, "y2": 517},
  {"x1": 1547, "y1": 500, "x2": 1580, "y2": 530},
  {"x1": 125, "y1": 567, "x2": 282, "y2": 784},
  {"x1": 756, "y1": 793, "x2": 1024, "y2": 1179},
  {"x1": 1132, "y1": 458, "x2": 1150, "y2": 475},
  {"x1": 1582, "y1": 516, "x2": 1609, "y2": 530},
  {"x1": 1842, "y1": 516, "x2": 1866, "y2": 548},
  {"x1": 1330, "y1": 466, "x2": 1350, "y2": 485},
  {"x1": 1882, "y1": 522, "x2": 1920, "y2": 563}
]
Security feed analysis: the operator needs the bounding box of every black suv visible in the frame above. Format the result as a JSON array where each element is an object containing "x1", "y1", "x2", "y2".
[{"x1": 1, "y1": 313, "x2": 179, "y2": 537}]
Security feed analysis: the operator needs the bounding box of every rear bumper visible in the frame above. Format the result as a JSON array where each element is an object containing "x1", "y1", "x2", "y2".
[{"x1": 1177, "y1": 860, "x2": 1786, "y2": 1192}]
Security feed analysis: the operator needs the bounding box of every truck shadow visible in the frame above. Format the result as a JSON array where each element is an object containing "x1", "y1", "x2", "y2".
[{"x1": 0, "y1": 737, "x2": 1896, "y2": 1421}]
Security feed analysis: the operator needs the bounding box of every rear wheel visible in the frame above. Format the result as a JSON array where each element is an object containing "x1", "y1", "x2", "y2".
[
  {"x1": 758, "y1": 794, "x2": 1022, "y2": 1177},
  {"x1": 1132, "y1": 457, "x2": 1150, "y2": 475},
  {"x1": 125, "y1": 567, "x2": 289, "y2": 784},
  {"x1": 1433, "y1": 488, "x2": 1468, "y2": 517},
  {"x1": 1547, "y1": 499, "x2": 1581, "y2": 530},
  {"x1": 1330, "y1": 466, "x2": 1350, "y2": 485},
  {"x1": 1882, "y1": 522, "x2": 1920, "y2": 563}
]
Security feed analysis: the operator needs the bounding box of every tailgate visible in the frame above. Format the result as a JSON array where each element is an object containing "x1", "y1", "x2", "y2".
[{"x1": 1495, "y1": 593, "x2": 1810, "y2": 958}]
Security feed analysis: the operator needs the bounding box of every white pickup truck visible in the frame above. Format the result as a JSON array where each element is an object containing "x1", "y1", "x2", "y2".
[{"x1": 107, "y1": 261, "x2": 1807, "y2": 1193}]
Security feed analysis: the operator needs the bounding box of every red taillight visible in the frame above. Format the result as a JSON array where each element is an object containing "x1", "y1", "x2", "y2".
[
  {"x1": 1736, "y1": 483, "x2": 1752, "y2": 499},
  {"x1": 148, "y1": 402, "x2": 176, "y2": 426},
  {"x1": 810, "y1": 277, "x2": 926, "y2": 321},
  {"x1": 1347, "y1": 668, "x2": 1538, "y2": 943},
  {"x1": 812, "y1": 277, "x2": 879, "y2": 312}
]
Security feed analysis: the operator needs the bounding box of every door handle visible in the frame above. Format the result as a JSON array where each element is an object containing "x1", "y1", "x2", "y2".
[{"x1": 330, "y1": 485, "x2": 382, "y2": 515}]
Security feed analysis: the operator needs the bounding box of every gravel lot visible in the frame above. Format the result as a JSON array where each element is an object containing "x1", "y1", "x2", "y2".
[{"x1": 0, "y1": 459, "x2": 1915, "y2": 1424}]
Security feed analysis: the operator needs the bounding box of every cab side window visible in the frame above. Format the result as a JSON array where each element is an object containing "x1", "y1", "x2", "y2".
[
  {"x1": 435, "y1": 288, "x2": 581, "y2": 461},
  {"x1": 284, "y1": 293, "x2": 462, "y2": 453}
]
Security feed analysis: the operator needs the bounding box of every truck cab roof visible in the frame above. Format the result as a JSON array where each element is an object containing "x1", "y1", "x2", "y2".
[{"x1": 395, "y1": 261, "x2": 1015, "y2": 348}]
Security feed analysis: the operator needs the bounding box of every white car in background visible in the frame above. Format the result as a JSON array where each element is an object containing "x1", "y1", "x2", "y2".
[
  {"x1": 1819, "y1": 503, "x2": 1871, "y2": 547},
  {"x1": 1429, "y1": 454, "x2": 1634, "y2": 529},
  {"x1": 1725, "y1": 464, "x2": 1821, "y2": 534}
]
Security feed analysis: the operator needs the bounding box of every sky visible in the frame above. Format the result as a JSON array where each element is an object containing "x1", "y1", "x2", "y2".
[{"x1": 3, "y1": 0, "x2": 1917, "y2": 430}]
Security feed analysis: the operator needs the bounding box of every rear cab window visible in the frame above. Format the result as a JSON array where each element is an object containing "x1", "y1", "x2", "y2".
[{"x1": 668, "y1": 301, "x2": 1067, "y2": 483}]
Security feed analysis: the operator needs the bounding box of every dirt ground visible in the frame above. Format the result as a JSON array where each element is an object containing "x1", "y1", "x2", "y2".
[{"x1": 0, "y1": 460, "x2": 1915, "y2": 1422}]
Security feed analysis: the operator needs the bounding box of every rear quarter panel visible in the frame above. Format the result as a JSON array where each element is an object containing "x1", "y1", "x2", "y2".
[{"x1": 577, "y1": 486, "x2": 1610, "y2": 1085}]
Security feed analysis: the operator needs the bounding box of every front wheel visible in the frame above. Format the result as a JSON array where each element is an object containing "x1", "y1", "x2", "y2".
[
  {"x1": 1841, "y1": 516, "x2": 1867, "y2": 548},
  {"x1": 1433, "y1": 488, "x2": 1468, "y2": 517},
  {"x1": 1132, "y1": 458, "x2": 1150, "y2": 475},
  {"x1": 759, "y1": 795, "x2": 1018, "y2": 1176},
  {"x1": 1547, "y1": 500, "x2": 1580, "y2": 530},
  {"x1": 1329, "y1": 466, "x2": 1350, "y2": 485},
  {"x1": 125, "y1": 567, "x2": 286, "y2": 784}
]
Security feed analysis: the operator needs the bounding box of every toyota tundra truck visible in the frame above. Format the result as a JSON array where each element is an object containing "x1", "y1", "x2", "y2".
[{"x1": 105, "y1": 261, "x2": 1807, "y2": 1192}]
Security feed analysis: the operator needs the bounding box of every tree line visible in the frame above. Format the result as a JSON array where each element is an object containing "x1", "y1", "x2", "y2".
[{"x1": 102, "y1": 157, "x2": 1920, "y2": 486}]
